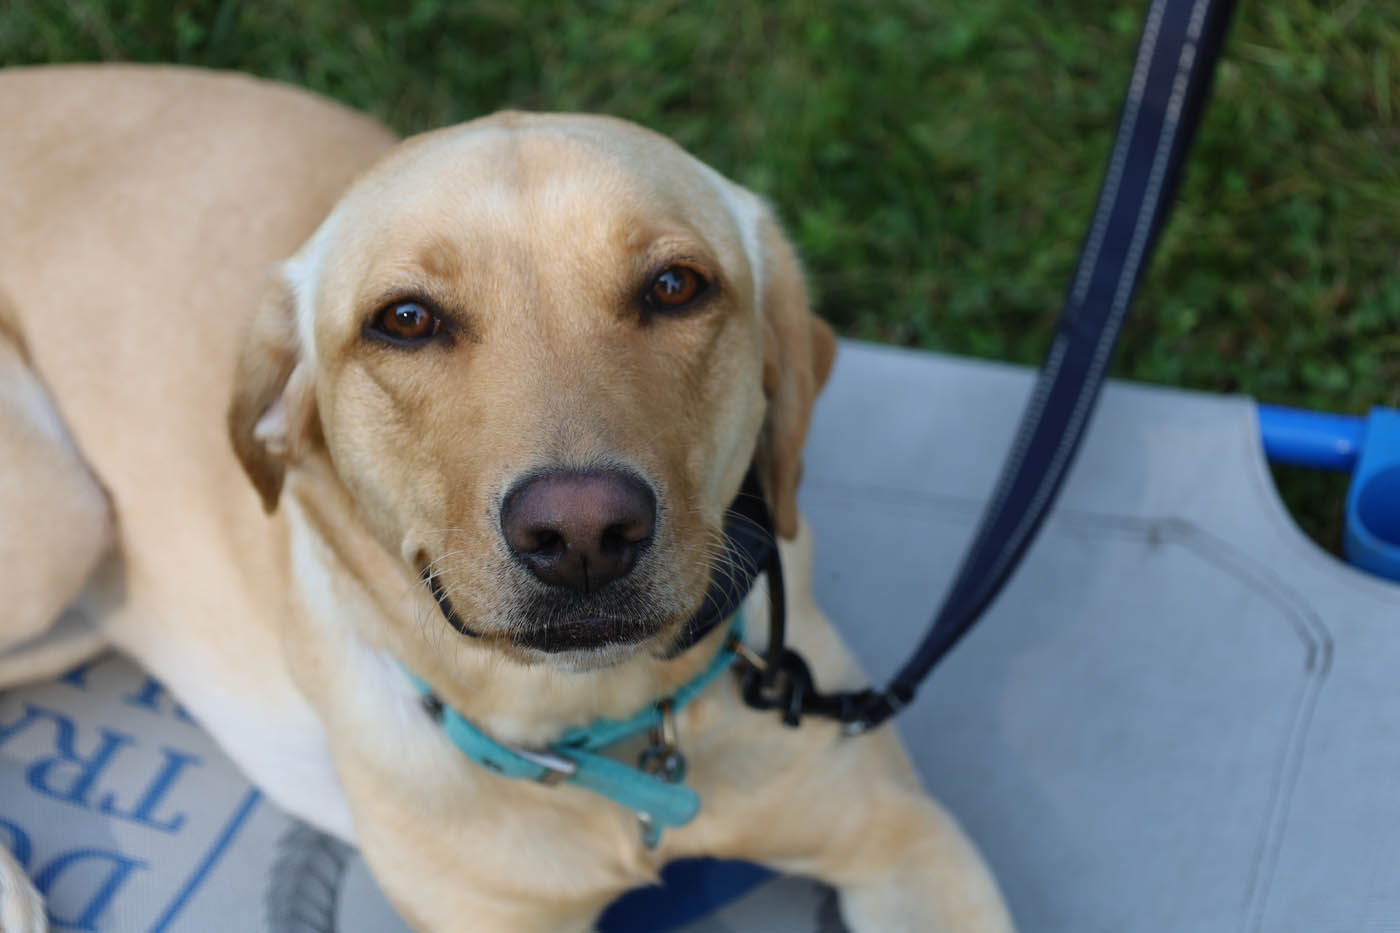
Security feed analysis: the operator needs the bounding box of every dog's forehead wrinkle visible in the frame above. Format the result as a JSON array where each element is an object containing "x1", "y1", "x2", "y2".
[
  {"x1": 373, "y1": 118, "x2": 732, "y2": 245},
  {"x1": 368, "y1": 124, "x2": 630, "y2": 215},
  {"x1": 413, "y1": 233, "x2": 469, "y2": 283},
  {"x1": 321, "y1": 135, "x2": 761, "y2": 363}
]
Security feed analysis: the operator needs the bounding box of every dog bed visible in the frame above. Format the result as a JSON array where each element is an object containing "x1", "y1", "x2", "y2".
[{"x1": 4, "y1": 340, "x2": 1398, "y2": 932}]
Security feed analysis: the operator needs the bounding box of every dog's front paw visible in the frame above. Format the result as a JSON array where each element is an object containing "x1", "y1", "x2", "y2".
[{"x1": 0, "y1": 847, "x2": 45, "y2": 933}]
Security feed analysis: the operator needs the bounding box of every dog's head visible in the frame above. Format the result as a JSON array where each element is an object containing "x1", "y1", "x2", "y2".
[{"x1": 229, "y1": 112, "x2": 834, "y2": 669}]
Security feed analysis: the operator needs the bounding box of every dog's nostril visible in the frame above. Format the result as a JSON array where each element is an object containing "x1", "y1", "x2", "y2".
[
  {"x1": 500, "y1": 470, "x2": 657, "y2": 595},
  {"x1": 527, "y1": 529, "x2": 565, "y2": 557},
  {"x1": 600, "y1": 521, "x2": 649, "y2": 555}
]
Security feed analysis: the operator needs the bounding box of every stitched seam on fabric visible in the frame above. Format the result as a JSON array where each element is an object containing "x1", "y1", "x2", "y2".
[
  {"x1": 1069, "y1": 0, "x2": 1169, "y2": 307},
  {"x1": 976, "y1": 335, "x2": 1067, "y2": 545}
]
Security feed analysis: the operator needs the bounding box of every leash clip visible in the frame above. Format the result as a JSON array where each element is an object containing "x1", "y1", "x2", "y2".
[{"x1": 735, "y1": 641, "x2": 891, "y2": 733}]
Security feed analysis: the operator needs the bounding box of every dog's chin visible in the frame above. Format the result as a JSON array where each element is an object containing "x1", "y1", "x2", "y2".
[
  {"x1": 509, "y1": 616, "x2": 666, "y2": 669},
  {"x1": 521, "y1": 639, "x2": 653, "y2": 673},
  {"x1": 507, "y1": 616, "x2": 662, "y2": 671}
]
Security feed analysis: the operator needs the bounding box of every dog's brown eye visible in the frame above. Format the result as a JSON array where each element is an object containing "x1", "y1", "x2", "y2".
[
  {"x1": 646, "y1": 265, "x2": 707, "y2": 310},
  {"x1": 372, "y1": 301, "x2": 440, "y2": 342}
]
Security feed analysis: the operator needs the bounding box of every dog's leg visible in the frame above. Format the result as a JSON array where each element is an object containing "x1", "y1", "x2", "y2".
[
  {"x1": 346, "y1": 808, "x2": 614, "y2": 933},
  {"x1": 723, "y1": 719, "x2": 1015, "y2": 933},
  {"x1": 0, "y1": 331, "x2": 112, "y2": 686},
  {"x1": 688, "y1": 685, "x2": 1009, "y2": 929},
  {"x1": 817, "y1": 760, "x2": 1014, "y2": 933},
  {"x1": 709, "y1": 522, "x2": 1014, "y2": 932},
  {"x1": 0, "y1": 844, "x2": 45, "y2": 933}
]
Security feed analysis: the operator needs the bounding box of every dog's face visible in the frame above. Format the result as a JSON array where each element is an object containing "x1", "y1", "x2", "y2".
[{"x1": 230, "y1": 113, "x2": 833, "y2": 669}]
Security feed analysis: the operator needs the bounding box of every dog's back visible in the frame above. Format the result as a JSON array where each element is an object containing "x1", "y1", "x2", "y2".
[
  {"x1": 0, "y1": 64, "x2": 393, "y2": 559},
  {"x1": 0, "y1": 68, "x2": 394, "y2": 812}
]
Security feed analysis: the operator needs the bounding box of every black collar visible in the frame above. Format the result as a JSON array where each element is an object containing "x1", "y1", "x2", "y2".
[{"x1": 662, "y1": 466, "x2": 777, "y2": 658}]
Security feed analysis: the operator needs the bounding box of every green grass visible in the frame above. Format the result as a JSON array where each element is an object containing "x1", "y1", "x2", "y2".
[{"x1": 3, "y1": 0, "x2": 1397, "y2": 546}]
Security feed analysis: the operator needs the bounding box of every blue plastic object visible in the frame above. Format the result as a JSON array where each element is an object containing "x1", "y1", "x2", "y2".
[
  {"x1": 597, "y1": 859, "x2": 773, "y2": 932},
  {"x1": 1345, "y1": 407, "x2": 1400, "y2": 583},
  {"x1": 1258, "y1": 402, "x2": 1400, "y2": 584},
  {"x1": 1257, "y1": 404, "x2": 1366, "y2": 471}
]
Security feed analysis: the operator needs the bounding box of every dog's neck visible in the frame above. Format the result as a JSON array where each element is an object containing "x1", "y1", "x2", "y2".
[{"x1": 279, "y1": 460, "x2": 753, "y2": 747}]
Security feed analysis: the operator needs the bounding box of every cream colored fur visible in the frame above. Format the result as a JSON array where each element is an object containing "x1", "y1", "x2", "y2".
[{"x1": 0, "y1": 64, "x2": 1013, "y2": 933}]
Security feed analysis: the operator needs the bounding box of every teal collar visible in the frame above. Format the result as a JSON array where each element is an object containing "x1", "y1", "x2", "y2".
[{"x1": 402, "y1": 613, "x2": 743, "y2": 845}]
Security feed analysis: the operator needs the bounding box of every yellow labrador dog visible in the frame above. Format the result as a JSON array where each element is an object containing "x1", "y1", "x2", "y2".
[{"x1": 0, "y1": 65, "x2": 1012, "y2": 932}]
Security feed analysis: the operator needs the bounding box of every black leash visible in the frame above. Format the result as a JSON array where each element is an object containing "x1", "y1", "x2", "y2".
[{"x1": 732, "y1": 0, "x2": 1240, "y2": 733}]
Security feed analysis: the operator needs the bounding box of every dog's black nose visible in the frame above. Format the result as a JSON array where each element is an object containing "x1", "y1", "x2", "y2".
[{"x1": 500, "y1": 470, "x2": 656, "y2": 594}]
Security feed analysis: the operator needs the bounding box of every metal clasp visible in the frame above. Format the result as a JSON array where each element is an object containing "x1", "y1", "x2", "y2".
[
  {"x1": 637, "y1": 699, "x2": 687, "y2": 784},
  {"x1": 637, "y1": 813, "x2": 661, "y2": 849},
  {"x1": 510, "y1": 746, "x2": 578, "y2": 786},
  {"x1": 636, "y1": 699, "x2": 687, "y2": 848}
]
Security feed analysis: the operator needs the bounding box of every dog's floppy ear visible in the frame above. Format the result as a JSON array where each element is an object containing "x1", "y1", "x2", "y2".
[
  {"x1": 756, "y1": 209, "x2": 837, "y2": 540},
  {"x1": 227, "y1": 269, "x2": 318, "y2": 512}
]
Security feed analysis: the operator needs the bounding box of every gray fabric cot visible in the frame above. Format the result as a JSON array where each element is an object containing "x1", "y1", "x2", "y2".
[{"x1": 3, "y1": 341, "x2": 1398, "y2": 932}]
